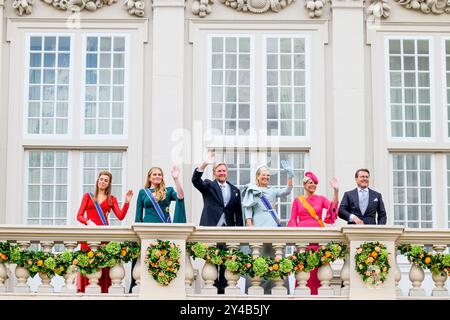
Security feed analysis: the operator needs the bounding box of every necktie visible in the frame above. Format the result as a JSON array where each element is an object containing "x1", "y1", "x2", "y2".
[{"x1": 359, "y1": 189, "x2": 368, "y2": 214}]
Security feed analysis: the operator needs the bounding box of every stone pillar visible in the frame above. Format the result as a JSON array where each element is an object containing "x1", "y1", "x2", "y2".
[
  {"x1": 132, "y1": 223, "x2": 195, "y2": 299},
  {"x1": 342, "y1": 226, "x2": 404, "y2": 300},
  {"x1": 151, "y1": 0, "x2": 185, "y2": 166},
  {"x1": 0, "y1": 0, "x2": 5, "y2": 225},
  {"x1": 331, "y1": 0, "x2": 367, "y2": 187}
]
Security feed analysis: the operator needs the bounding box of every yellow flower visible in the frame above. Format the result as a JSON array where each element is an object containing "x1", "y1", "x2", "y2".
[
  {"x1": 121, "y1": 250, "x2": 127, "y2": 257},
  {"x1": 358, "y1": 264, "x2": 363, "y2": 269},
  {"x1": 324, "y1": 251, "x2": 331, "y2": 258},
  {"x1": 424, "y1": 257, "x2": 431, "y2": 264},
  {"x1": 37, "y1": 260, "x2": 43, "y2": 267},
  {"x1": 87, "y1": 251, "x2": 94, "y2": 258},
  {"x1": 273, "y1": 264, "x2": 279, "y2": 271},
  {"x1": 371, "y1": 252, "x2": 378, "y2": 258}
]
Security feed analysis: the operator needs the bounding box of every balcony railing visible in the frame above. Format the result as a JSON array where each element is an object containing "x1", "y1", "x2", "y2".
[{"x1": 0, "y1": 224, "x2": 449, "y2": 299}]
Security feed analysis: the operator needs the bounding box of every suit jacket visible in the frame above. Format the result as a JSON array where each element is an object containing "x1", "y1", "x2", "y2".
[
  {"x1": 338, "y1": 188, "x2": 387, "y2": 225},
  {"x1": 192, "y1": 168, "x2": 243, "y2": 227}
]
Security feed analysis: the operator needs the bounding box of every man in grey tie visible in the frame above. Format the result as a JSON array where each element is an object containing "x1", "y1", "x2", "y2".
[
  {"x1": 338, "y1": 169, "x2": 387, "y2": 225},
  {"x1": 192, "y1": 149, "x2": 243, "y2": 293}
]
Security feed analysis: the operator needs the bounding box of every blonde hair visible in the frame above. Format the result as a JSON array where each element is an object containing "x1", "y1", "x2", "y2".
[
  {"x1": 94, "y1": 170, "x2": 113, "y2": 206},
  {"x1": 144, "y1": 167, "x2": 167, "y2": 202},
  {"x1": 255, "y1": 165, "x2": 270, "y2": 187},
  {"x1": 213, "y1": 162, "x2": 228, "y2": 173}
]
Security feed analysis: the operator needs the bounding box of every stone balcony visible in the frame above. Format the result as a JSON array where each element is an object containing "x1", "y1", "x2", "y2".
[{"x1": 0, "y1": 224, "x2": 449, "y2": 300}]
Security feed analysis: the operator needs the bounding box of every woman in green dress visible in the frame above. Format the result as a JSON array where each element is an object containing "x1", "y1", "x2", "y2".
[{"x1": 134, "y1": 165, "x2": 186, "y2": 223}]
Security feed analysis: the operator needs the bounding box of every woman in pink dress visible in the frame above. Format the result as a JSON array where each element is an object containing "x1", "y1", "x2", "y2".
[{"x1": 287, "y1": 171, "x2": 339, "y2": 295}]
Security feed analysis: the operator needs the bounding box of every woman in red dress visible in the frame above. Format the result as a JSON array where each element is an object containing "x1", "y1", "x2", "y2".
[
  {"x1": 287, "y1": 171, "x2": 339, "y2": 295},
  {"x1": 76, "y1": 170, "x2": 133, "y2": 293}
]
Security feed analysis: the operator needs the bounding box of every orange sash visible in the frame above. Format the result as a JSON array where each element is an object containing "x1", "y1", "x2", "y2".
[{"x1": 298, "y1": 196, "x2": 325, "y2": 227}]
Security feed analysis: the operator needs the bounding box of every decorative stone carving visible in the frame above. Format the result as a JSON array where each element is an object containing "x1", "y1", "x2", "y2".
[
  {"x1": 123, "y1": 0, "x2": 145, "y2": 17},
  {"x1": 193, "y1": 0, "x2": 295, "y2": 17},
  {"x1": 40, "y1": 0, "x2": 117, "y2": 12},
  {"x1": 367, "y1": 0, "x2": 391, "y2": 18},
  {"x1": 394, "y1": 0, "x2": 450, "y2": 14},
  {"x1": 12, "y1": 0, "x2": 35, "y2": 16},
  {"x1": 305, "y1": 0, "x2": 324, "y2": 18},
  {"x1": 192, "y1": 0, "x2": 213, "y2": 17}
]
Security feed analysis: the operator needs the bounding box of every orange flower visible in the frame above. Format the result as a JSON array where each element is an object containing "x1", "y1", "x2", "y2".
[
  {"x1": 167, "y1": 261, "x2": 173, "y2": 266},
  {"x1": 87, "y1": 251, "x2": 94, "y2": 258},
  {"x1": 155, "y1": 251, "x2": 161, "y2": 257},
  {"x1": 28, "y1": 259, "x2": 33, "y2": 265},
  {"x1": 424, "y1": 257, "x2": 431, "y2": 264},
  {"x1": 365, "y1": 257, "x2": 374, "y2": 264},
  {"x1": 298, "y1": 264, "x2": 304, "y2": 271},
  {"x1": 121, "y1": 250, "x2": 127, "y2": 257},
  {"x1": 246, "y1": 263, "x2": 252, "y2": 268},
  {"x1": 291, "y1": 255, "x2": 297, "y2": 261},
  {"x1": 275, "y1": 257, "x2": 281, "y2": 262},
  {"x1": 371, "y1": 252, "x2": 378, "y2": 258},
  {"x1": 273, "y1": 264, "x2": 279, "y2": 271},
  {"x1": 37, "y1": 260, "x2": 43, "y2": 267},
  {"x1": 73, "y1": 259, "x2": 78, "y2": 265},
  {"x1": 324, "y1": 251, "x2": 331, "y2": 258}
]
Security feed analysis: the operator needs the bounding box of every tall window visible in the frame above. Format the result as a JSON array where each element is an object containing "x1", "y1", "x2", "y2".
[
  {"x1": 446, "y1": 40, "x2": 450, "y2": 138},
  {"x1": 392, "y1": 154, "x2": 432, "y2": 228},
  {"x1": 387, "y1": 39, "x2": 431, "y2": 138},
  {"x1": 26, "y1": 151, "x2": 69, "y2": 225},
  {"x1": 82, "y1": 151, "x2": 125, "y2": 225},
  {"x1": 214, "y1": 150, "x2": 251, "y2": 190},
  {"x1": 266, "y1": 37, "x2": 307, "y2": 136},
  {"x1": 84, "y1": 36, "x2": 126, "y2": 136},
  {"x1": 210, "y1": 36, "x2": 251, "y2": 136},
  {"x1": 27, "y1": 35, "x2": 71, "y2": 135}
]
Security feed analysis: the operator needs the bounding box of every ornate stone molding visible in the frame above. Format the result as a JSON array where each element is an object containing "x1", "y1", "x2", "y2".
[
  {"x1": 305, "y1": 0, "x2": 324, "y2": 18},
  {"x1": 12, "y1": 0, "x2": 35, "y2": 15},
  {"x1": 192, "y1": 0, "x2": 296, "y2": 17},
  {"x1": 123, "y1": 0, "x2": 145, "y2": 17},
  {"x1": 395, "y1": 0, "x2": 450, "y2": 14},
  {"x1": 12, "y1": 0, "x2": 145, "y2": 16},
  {"x1": 367, "y1": 0, "x2": 391, "y2": 19}
]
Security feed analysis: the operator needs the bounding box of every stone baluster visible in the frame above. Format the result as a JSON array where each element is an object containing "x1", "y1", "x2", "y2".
[
  {"x1": 247, "y1": 243, "x2": 264, "y2": 295},
  {"x1": 408, "y1": 245, "x2": 426, "y2": 296},
  {"x1": 185, "y1": 251, "x2": 195, "y2": 294},
  {"x1": 61, "y1": 241, "x2": 78, "y2": 293},
  {"x1": 294, "y1": 243, "x2": 310, "y2": 296},
  {"x1": 0, "y1": 261, "x2": 7, "y2": 292},
  {"x1": 340, "y1": 252, "x2": 350, "y2": 296},
  {"x1": 224, "y1": 242, "x2": 242, "y2": 295},
  {"x1": 271, "y1": 243, "x2": 288, "y2": 295},
  {"x1": 109, "y1": 262, "x2": 126, "y2": 294},
  {"x1": 85, "y1": 241, "x2": 102, "y2": 294},
  {"x1": 393, "y1": 246, "x2": 402, "y2": 296},
  {"x1": 317, "y1": 242, "x2": 334, "y2": 296},
  {"x1": 431, "y1": 245, "x2": 448, "y2": 297},
  {"x1": 132, "y1": 256, "x2": 141, "y2": 294},
  {"x1": 38, "y1": 241, "x2": 54, "y2": 293},
  {"x1": 14, "y1": 241, "x2": 31, "y2": 293},
  {"x1": 201, "y1": 243, "x2": 218, "y2": 295}
]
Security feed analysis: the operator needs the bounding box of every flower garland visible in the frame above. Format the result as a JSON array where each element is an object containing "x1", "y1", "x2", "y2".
[
  {"x1": 398, "y1": 244, "x2": 450, "y2": 275},
  {"x1": 0, "y1": 241, "x2": 141, "y2": 278},
  {"x1": 355, "y1": 241, "x2": 390, "y2": 286},
  {"x1": 145, "y1": 240, "x2": 181, "y2": 286},
  {"x1": 187, "y1": 241, "x2": 348, "y2": 280}
]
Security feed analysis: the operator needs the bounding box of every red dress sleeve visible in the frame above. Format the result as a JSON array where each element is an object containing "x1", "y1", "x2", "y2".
[
  {"x1": 77, "y1": 193, "x2": 90, "y2": 225},
  {"x1": 287, "y1": 198, "x2": 299, "y2": 227},
  {"x1": 110, "y1": 195, "x2": 129, "y2": 221}
]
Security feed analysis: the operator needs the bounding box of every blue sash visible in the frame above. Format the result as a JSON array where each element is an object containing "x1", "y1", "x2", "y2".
[
  {"x1": 260, "y1": 195, "x2": 281, "y2": 227},
  {"x1": 144, "y1": 188, "x2": 171, "y2": 223},
  {"x1": 88, "y1": 192, "x2": 107, "y2": 225}
]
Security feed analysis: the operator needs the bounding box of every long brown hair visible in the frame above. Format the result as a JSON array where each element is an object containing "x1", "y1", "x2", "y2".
[
  {"x1": 144, "y1": 167, "x2": 166, "y2": 202},
  {"x1": 94, "y1": 170, "x2": 113, "y2": 206}
]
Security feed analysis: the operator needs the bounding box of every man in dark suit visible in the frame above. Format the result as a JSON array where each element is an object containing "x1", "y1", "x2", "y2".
[
  {"x1": 192, "y1": 149, "x2": 243, "y2": 293},
  {"x1": 338, "y1": 169, "x2": 387, "y2": 225}
]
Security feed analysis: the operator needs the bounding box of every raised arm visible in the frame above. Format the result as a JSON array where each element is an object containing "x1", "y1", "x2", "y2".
[
  {"x1": 171, "y1": 165, "x2": 184, "y2": 199},
  {"x1": 111, "y1": 192, "x2": 131, "y2": 221},
  {"x1": 192, "y1": 149, "x2": 215, "y2": 193}
]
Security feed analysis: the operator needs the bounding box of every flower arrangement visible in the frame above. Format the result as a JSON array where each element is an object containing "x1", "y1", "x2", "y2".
[
  {"x1": 398, "y1": 244, "x2": 450, "y2": 275},
  {"x1": 54, "y1": 251, "x2": 74, "y2": 276},
  {"x1": 0, "y1": 242, "x2": 11, "y2": 263},
  {"x1": 145, "y1": 240, "x2": 181, "y2": 286},
  {"x1": 355, "y1": 241, "x2": 390, "y2": 286},
  {"x1": 289, "y1": 249, "x2": 320, "y2": 273},
  {"x1": 72, "y1": 248, "x2": 101, "y2": 276},
  {"x1": 318, "y1": 242, "x2": 347, "y2": 266}
]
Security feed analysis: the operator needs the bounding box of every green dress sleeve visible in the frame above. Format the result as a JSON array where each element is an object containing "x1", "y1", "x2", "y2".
[
  {"x1": 135, "y1": 189, "x2": 145, "y2": 223},
  {"x1": 168, "y1": 187, "x2": 186, "y2": 223}
]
